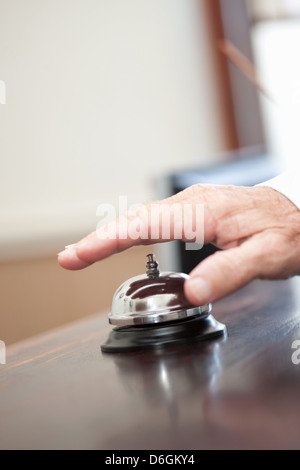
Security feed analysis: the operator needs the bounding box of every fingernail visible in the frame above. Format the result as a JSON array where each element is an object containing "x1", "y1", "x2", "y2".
[
  {"x1": 186, "y1": 277, "x2": 212, "y2": 304},
  {"x1": 58, "y1": 244, "x2": 76, "y2": 257}
]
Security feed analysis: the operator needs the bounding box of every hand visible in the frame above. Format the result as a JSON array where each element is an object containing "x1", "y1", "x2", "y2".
[{"x1": 58, "y1": 184, "x2": 300, "y2": 305}]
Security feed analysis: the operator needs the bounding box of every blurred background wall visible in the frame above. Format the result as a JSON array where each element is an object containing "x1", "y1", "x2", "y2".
[
  {"x1": 0, "y1": 0, "x2": 233, "y2": 344},
  {"x1": 250, "y1": 0, "x2": 300, "y2": 172}
]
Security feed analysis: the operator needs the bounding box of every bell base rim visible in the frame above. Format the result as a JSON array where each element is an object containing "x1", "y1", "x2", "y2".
[{"x1": 101, "y1": 314, "x2": 227, "y2": 354}]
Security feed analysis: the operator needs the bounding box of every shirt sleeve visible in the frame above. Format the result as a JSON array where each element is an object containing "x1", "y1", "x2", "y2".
[{"x1": 257, "y1": 172, "x2": 300, "y2": 210}]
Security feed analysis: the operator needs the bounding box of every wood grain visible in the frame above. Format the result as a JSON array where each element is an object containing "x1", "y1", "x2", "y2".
[{"x1": 1, "y1": 278, "x2": 300, "y2": 450}]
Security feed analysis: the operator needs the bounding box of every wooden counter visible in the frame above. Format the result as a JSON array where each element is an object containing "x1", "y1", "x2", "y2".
[{"x1": 1, "y1": 278, "x2": 300, "y2": 450}]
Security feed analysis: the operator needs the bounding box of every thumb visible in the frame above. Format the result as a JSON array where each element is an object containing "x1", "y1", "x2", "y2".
[{"x1": 184, "y1": 240, "x2": 262, "y2": 305}]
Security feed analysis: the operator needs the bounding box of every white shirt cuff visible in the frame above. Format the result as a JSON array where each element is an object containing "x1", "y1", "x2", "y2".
[{"x1": 257, "y1": 172, "x2": 300, "y2": 210}]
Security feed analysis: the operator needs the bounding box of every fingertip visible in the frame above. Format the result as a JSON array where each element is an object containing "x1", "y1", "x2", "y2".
[
  {"x1": 57, "y1": 245, "x2": 92, "y2": 270},
  {"x1": 184, "y1": 276, "x2": 212, "y2": 306}
]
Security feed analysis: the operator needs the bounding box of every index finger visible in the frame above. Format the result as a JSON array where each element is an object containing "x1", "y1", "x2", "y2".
[{"x1": 58, "y1": 197, "x2": 210, "y2": 270}]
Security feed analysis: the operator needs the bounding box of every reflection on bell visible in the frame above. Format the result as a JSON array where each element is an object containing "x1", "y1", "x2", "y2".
[{"x1": 101, "y1": 254, "x2": 227, "y2": 353}]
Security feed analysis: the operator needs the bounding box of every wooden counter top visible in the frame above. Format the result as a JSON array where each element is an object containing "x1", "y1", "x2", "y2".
[{"x1": 1, "y1": 278, "x2": 300, "y2": 450}]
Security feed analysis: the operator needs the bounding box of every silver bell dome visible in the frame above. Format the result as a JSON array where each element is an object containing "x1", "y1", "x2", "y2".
[{"x1": 108, "y1": 254, "x2": 211, "y2": 326}]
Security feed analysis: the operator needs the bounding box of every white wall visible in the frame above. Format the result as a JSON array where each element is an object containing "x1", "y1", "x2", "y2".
[
  {"x1": 252, "y1": 20, "x2": 300, "y2": 173},
  {"x1": 0, "y1": 0, "x2": 227, "y2": 260}
]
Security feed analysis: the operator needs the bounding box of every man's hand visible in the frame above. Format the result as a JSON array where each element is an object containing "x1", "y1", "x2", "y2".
[{"x1": 58, "y1": 185, "x2": 300, "y2": 305}]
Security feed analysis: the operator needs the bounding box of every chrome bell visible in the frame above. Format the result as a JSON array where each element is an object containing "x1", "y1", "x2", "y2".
[{"x1": 101, "y1": 254, "x2": 226, "y2": 353}]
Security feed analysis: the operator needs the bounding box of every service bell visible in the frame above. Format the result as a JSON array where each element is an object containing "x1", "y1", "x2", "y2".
[{"x1": 101, "y1": 254, "x2": 226, "y2": 353}]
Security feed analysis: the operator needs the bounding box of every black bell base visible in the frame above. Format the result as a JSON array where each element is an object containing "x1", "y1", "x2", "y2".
[{"x1": 101, "y1": 314, "x2": 227, "y2": 354}]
